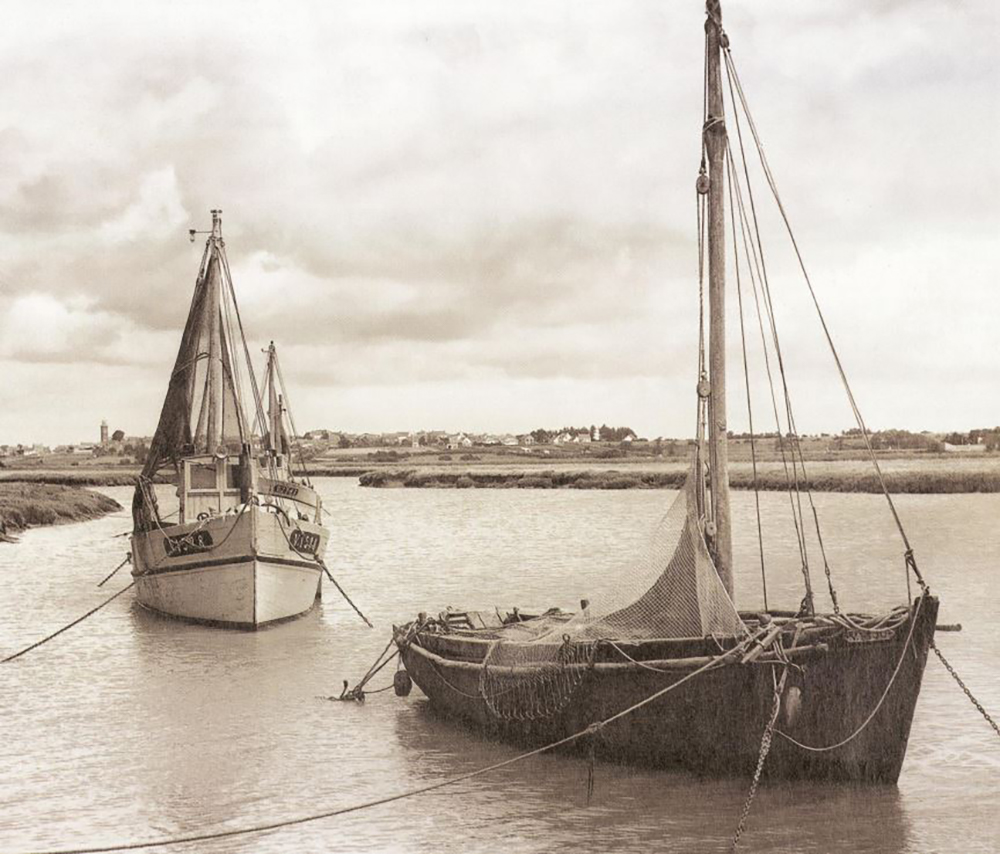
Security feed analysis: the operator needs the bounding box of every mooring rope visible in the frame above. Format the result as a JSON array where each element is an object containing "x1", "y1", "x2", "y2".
[
  {"x1": 319, "y1": 561, "x2": 374, "y2": 629},
  {"x1": 10, "y1": 633, "x2": 762, "y2": 854},
  {"x1": 334, "y1": 636, "x2": 398, "y2": 701},
  {"x1": 931, "y1": 640, "x2": 1000, "y2": 740},
  {"x1": 269, "y1": 512, "x2": 373, "y2": 629},
  {"x1": 96, "y1": 554, "x2": 131, "y2": 588},
  {"x1": 1, "y1": 581, "x2": 136, "y2": 665}
]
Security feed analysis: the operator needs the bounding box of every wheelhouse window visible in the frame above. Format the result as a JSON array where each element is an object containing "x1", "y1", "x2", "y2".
[{"x1": 189, "y1": 463, "x2": 217, "y2": 490}]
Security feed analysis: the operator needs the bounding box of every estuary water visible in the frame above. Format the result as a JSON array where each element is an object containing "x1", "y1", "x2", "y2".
[{"x1": 1, "y1": 478, "x2": 997, "y2": 854}]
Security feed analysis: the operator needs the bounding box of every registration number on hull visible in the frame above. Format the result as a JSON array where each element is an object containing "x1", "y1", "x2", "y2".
[
  {"x1": 289, "y1": 529, "x2": 321, "y2": 555},
  {"x1": 164, "y1": 530, "x2": 214, "y2": 557}
]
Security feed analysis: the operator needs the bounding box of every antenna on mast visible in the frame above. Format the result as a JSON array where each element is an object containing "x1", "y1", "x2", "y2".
[{"x1": 188, "y1": 209, "x2": 224, "y2": 242}]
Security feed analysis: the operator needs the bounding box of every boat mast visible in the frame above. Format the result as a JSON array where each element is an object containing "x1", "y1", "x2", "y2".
[
  {"x1": 205, "y1": 209, "x2": 225, "y2": 453},
  {"x1": 705, "y1": 0, "x2": 733, "y2": 597},
  {"x1": 266, "y1": 341, "x2": 282, "y2": 454}
]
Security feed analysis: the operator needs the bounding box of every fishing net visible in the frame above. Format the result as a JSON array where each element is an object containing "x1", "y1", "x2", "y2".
[{"x1": 479, "y1": 463, "x2": 746, "y2": 720}]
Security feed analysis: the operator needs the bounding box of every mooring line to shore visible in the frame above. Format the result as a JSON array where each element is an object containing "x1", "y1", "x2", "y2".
[
  {"x1": 10, "y1": 638, "x2": 755, "y2": 854},
  {"x1": 1, "y1": 580, "x2": 135, "y2": 665},
  {"x1": 97, "y1": 555, "x2": 131, "y2": 587},
  {"x1": 931, "y1": 640, "x2": 1000, "y2": 740}
]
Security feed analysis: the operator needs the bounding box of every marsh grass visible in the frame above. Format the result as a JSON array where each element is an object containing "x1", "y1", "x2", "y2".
[
  {"x1": 0, "y1": 483, "x2": 122, "y2": 540},
  {"x1": 358, "y1": 458, "x2": 1000, "y2": 494}
]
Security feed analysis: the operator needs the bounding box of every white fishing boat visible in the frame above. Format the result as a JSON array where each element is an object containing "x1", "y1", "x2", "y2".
[{"x1": 130, "y1": 210, "x2": 329, "y2": 628}]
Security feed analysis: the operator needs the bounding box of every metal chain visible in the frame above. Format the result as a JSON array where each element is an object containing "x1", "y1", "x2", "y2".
[
  {"x1": 932, "y1": 641, "x2": 1000, "y2": 739},
  {"x1": 731, "y1": 668, "x2": 787, "y2": 851}
]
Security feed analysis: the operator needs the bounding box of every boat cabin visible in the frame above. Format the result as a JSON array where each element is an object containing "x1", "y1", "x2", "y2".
[{"x1": 178, "y1": 455, "x2": 252, "y2": 524}]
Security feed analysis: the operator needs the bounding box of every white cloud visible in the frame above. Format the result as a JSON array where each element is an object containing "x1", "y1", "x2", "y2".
[
  {"x1": 0, "y1": 293, "x2": 116, "y2": 360},
  {"x1": 99, "y1": 168, "x2": 188, "y2": 244},
  {"x1": 0, "y1": 0, "x2": 996, "y2": 443}
]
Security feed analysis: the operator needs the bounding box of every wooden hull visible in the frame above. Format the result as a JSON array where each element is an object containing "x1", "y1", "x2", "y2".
[
  {"x1": 398, "y1": 595, "x2": 938, "y2": 783},
  {"x1": 131, "y1": 508, "x2": 327, "y2": 629}
]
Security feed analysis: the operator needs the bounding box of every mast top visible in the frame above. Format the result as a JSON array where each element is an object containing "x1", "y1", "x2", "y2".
[{"x1": 188, "y1": 209, "x2": 225, "y2": 244}]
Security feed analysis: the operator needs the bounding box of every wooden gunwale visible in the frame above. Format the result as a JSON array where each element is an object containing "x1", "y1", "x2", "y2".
[
  {"x1": 406, "y1": 633, "x2": 831, "y2": 674},
  {"x1": 409, "y1": 616, "x2": 851, "y2": 664}
]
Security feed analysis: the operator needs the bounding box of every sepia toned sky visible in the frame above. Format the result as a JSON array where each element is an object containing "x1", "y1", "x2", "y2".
[{"x1": 1, "y1": 0, "x2": 997, "y2": 445}]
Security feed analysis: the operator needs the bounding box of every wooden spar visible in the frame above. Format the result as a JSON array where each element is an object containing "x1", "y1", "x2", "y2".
[
  {"x1": 267, "y1": 343, "x2": 281, "y2": 453},
  {"x1": 205, "y1": 251, "x2": 224, "y2": 453},
  {"x1": 705, "y1": 0, "x2": 733, "y2": 597}
]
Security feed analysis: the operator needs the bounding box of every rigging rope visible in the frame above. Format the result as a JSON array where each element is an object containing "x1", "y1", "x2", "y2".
[
  {"x1": 721, "y1": 46, "x2": 920, "y2": 598},
  {"x1": 723, "y1": 136, "x2": 814, "y2": 609},
  {"x1": 724, "y1": 148, "x2": 769, "y2": 612},
  {"x1": 272, "y1": 349, "x2": 313, "y2": 486},
  {"x1": 721, "y1": 43, "x2": 861, "y2": 613}
]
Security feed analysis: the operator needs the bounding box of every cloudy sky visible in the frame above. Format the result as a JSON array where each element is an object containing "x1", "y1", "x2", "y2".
[{"x1": 1, "y1": 0, "x2": 996, "y2": 445}]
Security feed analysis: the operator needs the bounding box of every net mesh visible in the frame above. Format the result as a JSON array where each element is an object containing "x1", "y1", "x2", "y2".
[{"x1": 479, "y1": 463, "x2": 746, "y2": 720}]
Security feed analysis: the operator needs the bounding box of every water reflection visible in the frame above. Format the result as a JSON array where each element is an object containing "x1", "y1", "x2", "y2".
[
  {"x1": 0, "y1": 480, "x2": 996, "y2": 854},
  {"x1": 391, "y1": 698, "x2": 912, "y2": 854}
]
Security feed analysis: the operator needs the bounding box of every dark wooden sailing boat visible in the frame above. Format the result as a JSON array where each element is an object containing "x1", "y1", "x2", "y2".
[
  {"x1": 394, "y1": 1, "x2": 938, "y2": 783},
  {"x1": 130, "y1": 211, "x2": 329, "y2": 628}
]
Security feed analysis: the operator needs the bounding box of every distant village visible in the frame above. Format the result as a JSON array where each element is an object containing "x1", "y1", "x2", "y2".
[
  {"x1": 2, "y1": 421, "x2": 998, "y2": 465},
  {"x1": 299, "y1": 424, "x2": 641, "y2": 451}
]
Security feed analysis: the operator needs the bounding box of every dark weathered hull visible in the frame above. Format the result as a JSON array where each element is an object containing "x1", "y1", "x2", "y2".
[{"x1": 398, "y1": 595, "x2": 938, "y2": 783}]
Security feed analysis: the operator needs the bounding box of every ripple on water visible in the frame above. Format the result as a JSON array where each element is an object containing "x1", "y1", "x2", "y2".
[{"x1": 0, "y1": 481, "x2": 997, "y2": 853}]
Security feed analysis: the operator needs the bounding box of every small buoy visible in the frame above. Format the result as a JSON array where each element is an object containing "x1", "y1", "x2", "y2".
[
  {"x1": 783, "y1": 685, "x2": 802, "y2": 727},
  {"x1": 394, "y1": 670, "x2": 412, "y2": 697}
]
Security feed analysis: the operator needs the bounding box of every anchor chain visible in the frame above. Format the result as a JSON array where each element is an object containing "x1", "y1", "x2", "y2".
[
  {"x1": 932, "y1": 640, "x2": 1000, "y2": 739},
  {"x1": 731, "y1": 667, "x2": 787, "y2": 851}
]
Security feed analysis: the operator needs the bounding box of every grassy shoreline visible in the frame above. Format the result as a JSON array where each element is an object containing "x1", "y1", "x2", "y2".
[
  {"x1": 0, "y1": 483, "x2": 122, "y2": 541},
  {"x1": 2, "y1": 453, "x2": 997, "y2": 494},
  {"x1": 357, "y1": 459, "x2": 1000, "y2": 494}
]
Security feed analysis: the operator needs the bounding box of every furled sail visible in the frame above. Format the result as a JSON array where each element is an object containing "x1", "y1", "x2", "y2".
[
  {"x1": 132, "y1": 245, "x2": 247, "y2": 531},
  {"x1": 264, "y1": 346, "x2": 290, "y2": 456}
]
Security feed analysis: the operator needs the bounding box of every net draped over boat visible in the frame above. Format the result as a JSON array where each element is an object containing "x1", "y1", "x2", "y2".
[
  {"x1": 479, "y1": 463, "x2": 746, "y2": 720},
  {"x1": 132, "y1": 249, "x2": 246, "y2": 531}
]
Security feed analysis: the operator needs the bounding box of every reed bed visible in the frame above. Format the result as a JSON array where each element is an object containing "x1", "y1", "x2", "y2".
[
  {"x1": 0, "y1": 483, "x2": 122, "y2": 540},
  {"x1": 0, "y1": 470, "x2": 177, "y2": 486},
  {"x1": 359, "y1": 462, "x2": 1000, "y2": 494}
]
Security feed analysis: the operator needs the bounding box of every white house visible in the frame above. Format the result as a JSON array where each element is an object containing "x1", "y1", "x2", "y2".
[
  {"x1": 447, "y1": 433, "x2": 474, "y2": 449},
  {"x1": 943, "y1": 442, "x2": 985, "y2": 454}
]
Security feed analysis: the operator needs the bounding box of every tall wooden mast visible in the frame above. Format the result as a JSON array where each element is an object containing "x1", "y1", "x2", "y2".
[
  {"x1": 205, "y1": 209, "x2": 225, "y2": 453},
  {"x1": 705, "y1": 0, "x2": 733, "y2": 597}
]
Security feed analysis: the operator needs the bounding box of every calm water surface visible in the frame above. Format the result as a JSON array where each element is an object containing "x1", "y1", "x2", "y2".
[{"x1": 1, "y1": 479, "x2": 997, "y2": 853}]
